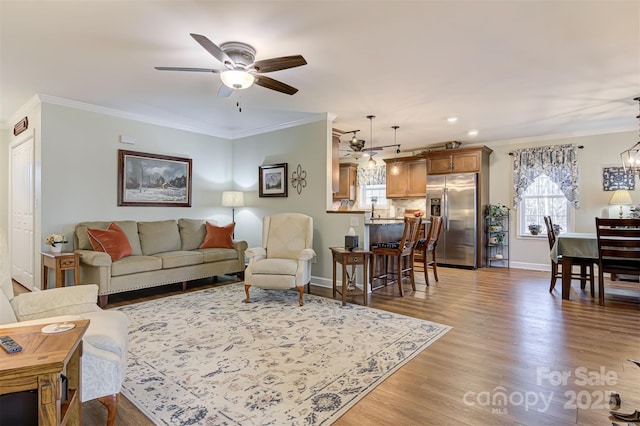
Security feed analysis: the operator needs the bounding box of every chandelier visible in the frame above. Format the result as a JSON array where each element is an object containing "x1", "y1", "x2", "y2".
[{"x1": 620, "y1": 96, "x2": 640, "y2": 175}]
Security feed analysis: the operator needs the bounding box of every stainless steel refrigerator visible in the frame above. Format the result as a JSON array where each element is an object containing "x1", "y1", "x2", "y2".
[{"x1": 426, "y1": 173, "x2": 478, "y2": 268}]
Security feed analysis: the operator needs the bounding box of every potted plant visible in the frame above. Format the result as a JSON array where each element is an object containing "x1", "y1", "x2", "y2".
[
  {"x1": 45, "y1": 233, "x2": 68, "y2": 252},
  {"x1": 486, "y1": 204, "x2": 510, "y2": 219},
  {"x1": 528, "y1": 224, "x2": 542, "y2": 235},
  {"x1": 552, "y1": 224, "x2": 562, "y2": 236}
]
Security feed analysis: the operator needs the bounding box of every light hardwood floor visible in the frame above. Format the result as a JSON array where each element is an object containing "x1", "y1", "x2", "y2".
[{"x1": 15, "y1": 267, "x2": 640, "y2": 425}]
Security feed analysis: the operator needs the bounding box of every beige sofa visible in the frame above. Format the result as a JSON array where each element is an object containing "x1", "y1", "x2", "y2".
[{"x1": 74, "y1": 219, "x2": 247, "y2": 307}]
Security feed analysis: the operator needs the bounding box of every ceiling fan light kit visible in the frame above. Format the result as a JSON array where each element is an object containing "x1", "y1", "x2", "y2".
[
  {"x1": 155, "y1": 33, "x2": 306, "y2": 97},
  {"x1": 220, "y1": 70, "x2": 255, "y2": 90}
]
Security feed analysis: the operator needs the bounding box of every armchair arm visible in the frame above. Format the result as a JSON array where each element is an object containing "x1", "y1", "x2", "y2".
[
  {"x1": 298, "y1": 248, "x2": 316, "y2": 261},
  {"x1": 76, "y1": 249, "x2": 112, "y2": 267},
  {"x1": 10, "y1": 284, "x2": 101, "y2": 321},
  {"x1": 246, "y1": 247, "x2": 266, "y2": 260}
]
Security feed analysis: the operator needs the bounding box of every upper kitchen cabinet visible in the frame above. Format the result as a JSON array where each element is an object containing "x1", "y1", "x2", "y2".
[
  {"x1": 333, "y1": 163, "x2": 357, "y2": 200},
  {"x1": 426, "y1": 146, "x2": 492, "y2": 175},
  {"x1": 384, "y1": 156, "x2": 427, "y2": 198}
]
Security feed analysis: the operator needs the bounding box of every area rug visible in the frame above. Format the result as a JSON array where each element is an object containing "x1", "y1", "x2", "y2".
[{"x1": 114, "y1": 283, "x2": 451, "y2": 425}]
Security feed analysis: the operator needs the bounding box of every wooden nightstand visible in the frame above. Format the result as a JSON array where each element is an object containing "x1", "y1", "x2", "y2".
[
  {"x1": 330, "y1": 247, "x2": 372, "y2": 306},
  {"x1": 0, "y1": 320, "x2": 89, "y2": 426},
  {"x1": 41, "y1": 252, "x2": 80, "y2": 288}
]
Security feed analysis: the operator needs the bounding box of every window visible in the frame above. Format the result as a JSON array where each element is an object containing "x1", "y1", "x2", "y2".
[
  {"x1": 519, "y1": 174, "x2": 571, "y2": 236},
  {"x1": 358, "y1": 184, "x2": 388, "y2": 210}
]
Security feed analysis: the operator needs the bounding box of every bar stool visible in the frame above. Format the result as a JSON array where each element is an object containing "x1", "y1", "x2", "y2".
[
  {"x1": 415, "y1": 215, "x2": 443, "y2": 286},
  {"x1": 371, "y1": 216, "x2": 422, "y2": 296}
]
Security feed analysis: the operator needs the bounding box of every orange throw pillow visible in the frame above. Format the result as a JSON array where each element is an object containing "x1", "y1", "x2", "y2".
[
  {"x1": 87, "y1": 223, "x2": 133, "y2": 261},
  {"x1": 199, "y1": 222, "x2": 235, "y2": 249}
]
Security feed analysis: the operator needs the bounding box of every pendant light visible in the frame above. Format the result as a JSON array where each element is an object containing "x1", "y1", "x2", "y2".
[
  {"x1": 620, "y1": 96, "x2": 640, "y2": 175},
  {"x1": 390, "y1": 125, "x2": 400, "y2": 175},
  {"x1": 367, "y1": 115, "x2": 377, "y2": 169}
]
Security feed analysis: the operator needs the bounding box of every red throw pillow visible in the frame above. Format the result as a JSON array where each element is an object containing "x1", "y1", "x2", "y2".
[
  {"x1": 199, "y1": 222, "x2": 235, "y2": 249},
  {"x1": 87, "y1": 223, "x2": 133, "y2": 261}
]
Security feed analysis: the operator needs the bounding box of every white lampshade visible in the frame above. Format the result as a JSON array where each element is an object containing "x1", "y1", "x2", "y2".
[
  {"x1": 220, "y1": 70, "x2": 255, "y2": 90},
  {"x1": 609, "y1": 189, "x2": 633, "y2": 218},
  {"x1": 221, "y1": 191, "x2": 244, "y2": 207},
  {"x1": 609, "y1": 190, "x2": 633, "y2": 206}
]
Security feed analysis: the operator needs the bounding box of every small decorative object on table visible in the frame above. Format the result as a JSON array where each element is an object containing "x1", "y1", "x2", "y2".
[
  {"x1": 45, "y1": 233, "x2": 68, "y2": 252},
  {"x1": 528, "y1": 224, "x2": 542, "y2": 235}
]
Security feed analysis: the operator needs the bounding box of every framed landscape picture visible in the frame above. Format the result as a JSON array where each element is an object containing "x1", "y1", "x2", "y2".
[
  {"x1": 259, "y1": 163, "x2": 288, "y2": 197},
  {"x1": 118, "y1": 149, "x2": 192, "y2": 207},
  {"x1": 602, "y1": 166, "x2": 635, "y2": 191}
]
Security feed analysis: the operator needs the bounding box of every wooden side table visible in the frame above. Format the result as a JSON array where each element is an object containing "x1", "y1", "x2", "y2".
[
  {"x1": 330, "y1": 247, "x2": 372, "y2": 306},
  {"x1": 41, "y1": 252, "x2": 80, "y2": 288},
  {"x1": 0, "y1": 319, "x2": 89, "y2": 426}
]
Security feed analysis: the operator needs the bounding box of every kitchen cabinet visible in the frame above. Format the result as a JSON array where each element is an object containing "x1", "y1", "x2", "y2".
[
  {"x1": 333, "y1": 163, "x2": 357, "y2": 200},
  {"x1": 426, "y1": 147, "x2": 487, "y2": 174},
  {"x1": 384, "y1": 156, "x2": 427, "y2": 198}
]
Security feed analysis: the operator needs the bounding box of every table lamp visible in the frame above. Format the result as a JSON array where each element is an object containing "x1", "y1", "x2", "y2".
[
  {"x1": 609, "y1": 190, "x2": 632, "y2": 218},
  {"x1": 221, "y1": 191, "x2": 244, "y2": 237}
]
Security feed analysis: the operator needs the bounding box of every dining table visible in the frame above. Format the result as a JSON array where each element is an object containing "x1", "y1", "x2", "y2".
[{"x1": 550, "y1": 232, "x2": 598, "y2": 300}]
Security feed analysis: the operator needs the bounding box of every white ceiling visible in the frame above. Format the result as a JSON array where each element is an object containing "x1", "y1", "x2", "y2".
[{"x1": 1, "y1": 1, "x2": 639, "y2": 153}]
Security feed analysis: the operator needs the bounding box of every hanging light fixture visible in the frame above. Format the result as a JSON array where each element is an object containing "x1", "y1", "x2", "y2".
[
  {"x1": 620, "y1": 96, "x2": 640, "y2": 176},
  {"x1": 367, "y1": 115, "x2": 377, "y2": 168},
  {"x1": 390, "y1": 125, "x2": 400, "y2": 175}
]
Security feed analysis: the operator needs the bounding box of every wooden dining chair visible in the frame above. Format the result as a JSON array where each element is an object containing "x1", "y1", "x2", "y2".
[
  {"x1": 371, "y1": 216, "x2": 422, "y2": 296},
  {"x1": 595, "y1": 218, "x2": 640, "y2": 306},
  {"x1": 544, "y1": 215, "x2": 595, "y2": 295},
  {"x1": 415, "y1": 215, "x2": 444, "y2": 286}
]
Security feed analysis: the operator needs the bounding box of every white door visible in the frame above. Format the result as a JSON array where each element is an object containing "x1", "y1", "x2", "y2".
[{"x1": 9, "y1": 132, "x2": 35, "y2": 288}]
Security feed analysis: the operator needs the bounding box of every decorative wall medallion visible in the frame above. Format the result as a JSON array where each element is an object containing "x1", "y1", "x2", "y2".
[
  {"x1": 290, "y1": 164, "x2": 307, "y2": 195},
  {"x1": 603, "y1": 166, "x2": 635, "y2": 191}
]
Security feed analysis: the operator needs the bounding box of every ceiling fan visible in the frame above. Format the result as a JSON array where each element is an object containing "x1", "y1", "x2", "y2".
[
  {"x1": 339, "y1": 116, "x2": 401, "y2": 159},
  {"x1": 339, "y1": 130, "x2": 382, "y2": 158},
  {"x1": 155, "y1": 33, "x2": 307, "y2": 97}
]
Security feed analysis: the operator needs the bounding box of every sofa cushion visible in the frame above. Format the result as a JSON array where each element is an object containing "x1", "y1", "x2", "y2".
[
  {"x1": 11, "y1": 285, "x2": 100, "y2": 321},
  {"x1": 154, "y1": 251, "x2": 204, "y2": 269},
  {"x1": 200, "y1": 222, "x2": 235, "y2": 249},
  {"x1": 250, "y1": 258, "x2": 298, "y2": 276},
  {"x1": 138, "y1": 220, "x2": 181, "y2": 255},
  {"x1": 110, "y1": 255, "x2": 162, "y2": 277},
  {"x1": 87, "y1": 223, "x2": 133, "y2": 262},
  {"x1": 76, "y1": 220, "x2": 142, "y2": 255},
  {"x1": 178, "y1": 219, "x2": 207, "y2": 251},
  {"x1": 198, "y1": 247, "x2": 239, "y2": 263}
]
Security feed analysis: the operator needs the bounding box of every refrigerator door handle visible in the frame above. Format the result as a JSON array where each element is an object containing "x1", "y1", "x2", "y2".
[{"x1": 443, "y1": 187, "x2": 449, "y2": 231}]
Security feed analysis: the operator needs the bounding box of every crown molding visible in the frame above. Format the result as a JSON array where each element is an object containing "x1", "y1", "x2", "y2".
[{"x1": 3, "y1": 94, "x2": 332, "y2": 140}]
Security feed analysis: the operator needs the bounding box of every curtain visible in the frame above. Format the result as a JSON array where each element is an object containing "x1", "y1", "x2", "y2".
[
  {"x1": 357, "y1": 165, "x2": 386, "y2": 186},
  {"x1": 512, "y1": 144, "x2": 580, "y2": 208}
]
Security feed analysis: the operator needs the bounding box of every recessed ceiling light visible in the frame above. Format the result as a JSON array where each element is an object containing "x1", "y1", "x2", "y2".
[
  {"x1": 468, "y1": 129, "x2": 479, "y2": 137},
  {"x1": 447, "y1": 117, "x2": 458, "y2": 123}
]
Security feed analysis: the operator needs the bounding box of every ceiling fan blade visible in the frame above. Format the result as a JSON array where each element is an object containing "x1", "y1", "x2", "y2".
[
  {"x1": 252, "y1": 55, "x2": 307, "y2": 73},
  {"x1": 254, "y1": 75, "x2": 298, "y2": 95},
  {"x1": 217, "y1": 84, "x2": 234, "y2": 98},
  {"x1": 155, "y1": 67, "x2": 220, "y2": 73},
  {"x1": 190, "y1": 33, "x2": 234, "y2": 67}
]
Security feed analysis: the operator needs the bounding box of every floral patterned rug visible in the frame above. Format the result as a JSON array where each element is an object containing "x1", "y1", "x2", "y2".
[{"x1": 114, "y1": 283, "x2": 451, "y2": 425}]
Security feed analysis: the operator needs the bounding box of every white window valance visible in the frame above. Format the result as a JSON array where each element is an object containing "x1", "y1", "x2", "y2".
[{"x1": 512, "y1": 144, "x2": 580, "y2": 208}]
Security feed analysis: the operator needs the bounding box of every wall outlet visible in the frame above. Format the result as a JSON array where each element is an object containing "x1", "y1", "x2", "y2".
[{"x1": 350, "y1": 217, "x2": 359, "y2": 227}]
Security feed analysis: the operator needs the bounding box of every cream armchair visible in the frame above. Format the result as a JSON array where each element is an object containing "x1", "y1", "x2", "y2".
[
  {"x1": 0, "y1": 232, "x2": 127, "y2": 426},
  {"x1": 244, "y1": 213, "x2": 315, "y2": 305}
]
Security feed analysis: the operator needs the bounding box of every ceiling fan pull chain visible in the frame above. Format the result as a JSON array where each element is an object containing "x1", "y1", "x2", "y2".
[{"x1": 237, "y1": 96, "x2": 242, "y2": 113}]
